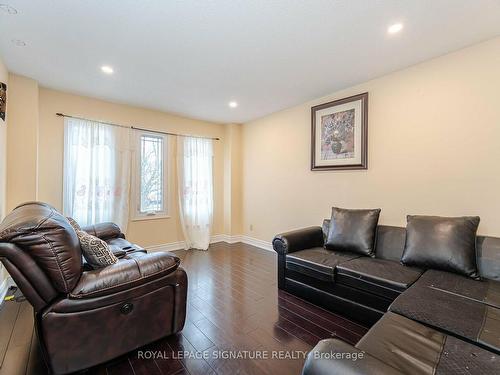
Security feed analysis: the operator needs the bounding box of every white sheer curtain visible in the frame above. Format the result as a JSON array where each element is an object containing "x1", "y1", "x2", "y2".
[
  {"x1": 177, "y1": 136, "x2": 214, "y2": 250},
  {"x1": 63, "y1": 117, "x2": 131, "y2": 232}
]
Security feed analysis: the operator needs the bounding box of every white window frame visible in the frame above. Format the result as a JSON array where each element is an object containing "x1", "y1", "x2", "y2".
[{"x1": 131, "y1": 131, "x2": 170, "y2": 221}]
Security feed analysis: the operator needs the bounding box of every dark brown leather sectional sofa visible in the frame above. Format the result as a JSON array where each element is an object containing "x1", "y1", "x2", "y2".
[
  {"x1": 0, "y1": 202, "x2": 187, "y2": 374},
  {"x1": 273, "y1": 218, "x2": 500, "y2": 374}
]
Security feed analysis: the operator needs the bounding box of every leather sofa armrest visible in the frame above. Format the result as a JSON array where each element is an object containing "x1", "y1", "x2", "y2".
[
  {"x1": 272, "y1": 226, "x2": 324, "y2": 255},
  {"x1": 81, "y1": 222, "x2": 124, "y2": 241},
  {"x1": 302, "y1": 339, "x2": 402, "y2": 375},
  {"x1": 70, "y1": 252, "x2": 180, "y2": 299}
]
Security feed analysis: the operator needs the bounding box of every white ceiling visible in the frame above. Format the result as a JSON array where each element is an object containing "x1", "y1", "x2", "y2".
[{"x1": 1, "y1": 1, "x2": 500, "y2": 123}]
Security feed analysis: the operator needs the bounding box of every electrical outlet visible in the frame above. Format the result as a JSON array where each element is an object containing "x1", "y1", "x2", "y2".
[{"x1": 249, "y1": 224, "x2": 253, "y2": 231}]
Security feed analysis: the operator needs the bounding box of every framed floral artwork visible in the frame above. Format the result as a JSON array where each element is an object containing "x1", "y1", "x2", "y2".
[{"x1": 311, "y1": 92, "x2": 368, "y2": 170}]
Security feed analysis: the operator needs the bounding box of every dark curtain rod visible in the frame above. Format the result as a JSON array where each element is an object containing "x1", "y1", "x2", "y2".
[{"x1": 56, "y1": 113, "x2": 220, "y2": 141}]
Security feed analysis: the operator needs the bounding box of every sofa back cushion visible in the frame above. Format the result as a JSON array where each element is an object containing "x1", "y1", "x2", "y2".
[
  {"x1": 323, "y1": 221, "x2": 499, "y2": 280},
  {"x1": 476, "y1": 236, "x2": 500, "y2": 281},
  {"x1": 401, "y1": 215, "x2": 480, "y2": 279},
  {"x1": 373, "y1": 225, "x2": 407, "y2": 261},
  {"x1": 0, "y1": 201, "x2": 83, "y2": 292},
  {"x1": 325, "y1": 207, "x2": 381, "y2": 257}
]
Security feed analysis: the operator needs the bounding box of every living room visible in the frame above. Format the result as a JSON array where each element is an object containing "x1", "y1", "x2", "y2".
[{"x1": 0, "y1": 1, "x2": 499, "y2": 374}]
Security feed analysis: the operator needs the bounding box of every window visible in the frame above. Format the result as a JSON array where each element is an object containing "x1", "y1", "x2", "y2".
[{"x1": 133, "y1": 132, "x2": 168, "y2": 219}]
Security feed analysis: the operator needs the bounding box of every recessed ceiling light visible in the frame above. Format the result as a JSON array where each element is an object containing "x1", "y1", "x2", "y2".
[
  {"x1": 0, "y1": 4, "x2": 17, "y2": 14},
  {"x1": 228, "y1": 101, "x2": 238, "y2": 108},
  {"x1": 101, "y1": 65, "x2": 114, "y2": 74},
  {"x1": 11, "y1": 39, "x2": 26, "y2": 47},
  {"x1": 387, "y1": 23, "x2": 403, "y2": 34}
]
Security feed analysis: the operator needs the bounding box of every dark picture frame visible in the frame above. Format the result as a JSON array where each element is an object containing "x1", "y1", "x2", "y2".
[
  {"x1": 311, "y1": 92, "x2": 368, "y2": 170},
  {"x1": 0, "y1": 82, "x2": 6, "y2": 122}
]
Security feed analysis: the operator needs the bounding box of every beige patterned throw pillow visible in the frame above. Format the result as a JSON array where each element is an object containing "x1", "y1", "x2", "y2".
[
  {"x1": 66, "y1": 217, "x2": 82, "y2": 231},
  {"x1": 66, "y1": 217, "x2": 118, "y2": 268},
  {"x1": 76, "y1": 229, "x2": 118, "y2": 269}
]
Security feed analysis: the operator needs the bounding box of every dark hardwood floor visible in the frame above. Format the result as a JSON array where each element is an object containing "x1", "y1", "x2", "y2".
[{"x1": 0, "y1": 242, "x2": 368, "y2": 375}]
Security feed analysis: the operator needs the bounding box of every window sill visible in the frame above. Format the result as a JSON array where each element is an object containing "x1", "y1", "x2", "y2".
[{"x1": 131, "y1": 214, "x2": 171, "y2": 222}]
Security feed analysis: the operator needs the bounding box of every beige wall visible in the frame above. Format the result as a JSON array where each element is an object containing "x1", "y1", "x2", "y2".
[
  {"x1": 6, "y1": 74, "x2": 39, "y2": 212},
  {"x1": 242, "y1": 36, "x2": 500, "y2": 241},
  {"x1": 223, "y1": 124, "x2": 243, "y2": 235},
  {"x1": 4, "y1": 36, "x2": 500, "y2": 250},
  {"x1": 36, "y1": 88, "x2": 226, "y2": 247}
]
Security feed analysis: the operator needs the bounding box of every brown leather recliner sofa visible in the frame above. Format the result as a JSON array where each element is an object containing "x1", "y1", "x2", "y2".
[{"x1": 0, "y1": 202, "x2": 187, "y2": 374}]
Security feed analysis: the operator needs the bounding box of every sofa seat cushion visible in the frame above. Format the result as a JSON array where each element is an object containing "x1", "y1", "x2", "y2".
[
  {"x1": 286, "y1": 247, "x2": 359, "y2": 281},
  {"x1": 70, "y1": 252, "x2": 180, "y2": 299},
  {"x1": 418, "y1": 269, "x2": 500, "y2": 309},
  {"x1": 355, "y1": 312, "x2": 498, "y2": 375},
  {"x1": 336, "y1": 258, "x2": 423, "y2": 299},
  {"x1": 389, "y1": 283, "x2": 500, "y2": 353}
]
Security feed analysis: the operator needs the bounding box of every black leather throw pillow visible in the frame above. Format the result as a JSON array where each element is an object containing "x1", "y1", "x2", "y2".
[
  {"x1": 325, "y1": 207, "x2": 381, "y2": 257},
  {"x1": 401, "y1": 215, "x2": 480, "y2": 279}
]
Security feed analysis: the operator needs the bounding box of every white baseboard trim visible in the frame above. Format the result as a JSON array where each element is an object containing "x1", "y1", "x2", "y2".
[
  {"x1": 0, "y1": 276, "x2": 14, "y2": 304},
  {"x1": 210, "y1": 234, "x2": 231, "y2": 244},
  {"x1": 144, "y1": 234, "x2": 274, "y2": 253},
  {"x1": 211, "y1": 234, "x2": 274, "y2": 251},
  {"x1": 146, "y1": 241, "x2": 186, "y2": 252},
  {"x1": 235, "y1": 235, "x2": 274, "y2": 252}
]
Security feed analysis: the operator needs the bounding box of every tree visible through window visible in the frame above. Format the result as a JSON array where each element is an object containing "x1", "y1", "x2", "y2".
[{"x1": 139, "y1": 135, "x2": 164, "y2": 214}]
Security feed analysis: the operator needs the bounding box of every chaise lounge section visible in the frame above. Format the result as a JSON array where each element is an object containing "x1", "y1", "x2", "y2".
[
  {"x1": 303, "y1": 311, "x2": 499, "y2": 375},
  {"x1": 388, "y1": 270, "x2": 500, "y2": 354}
]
